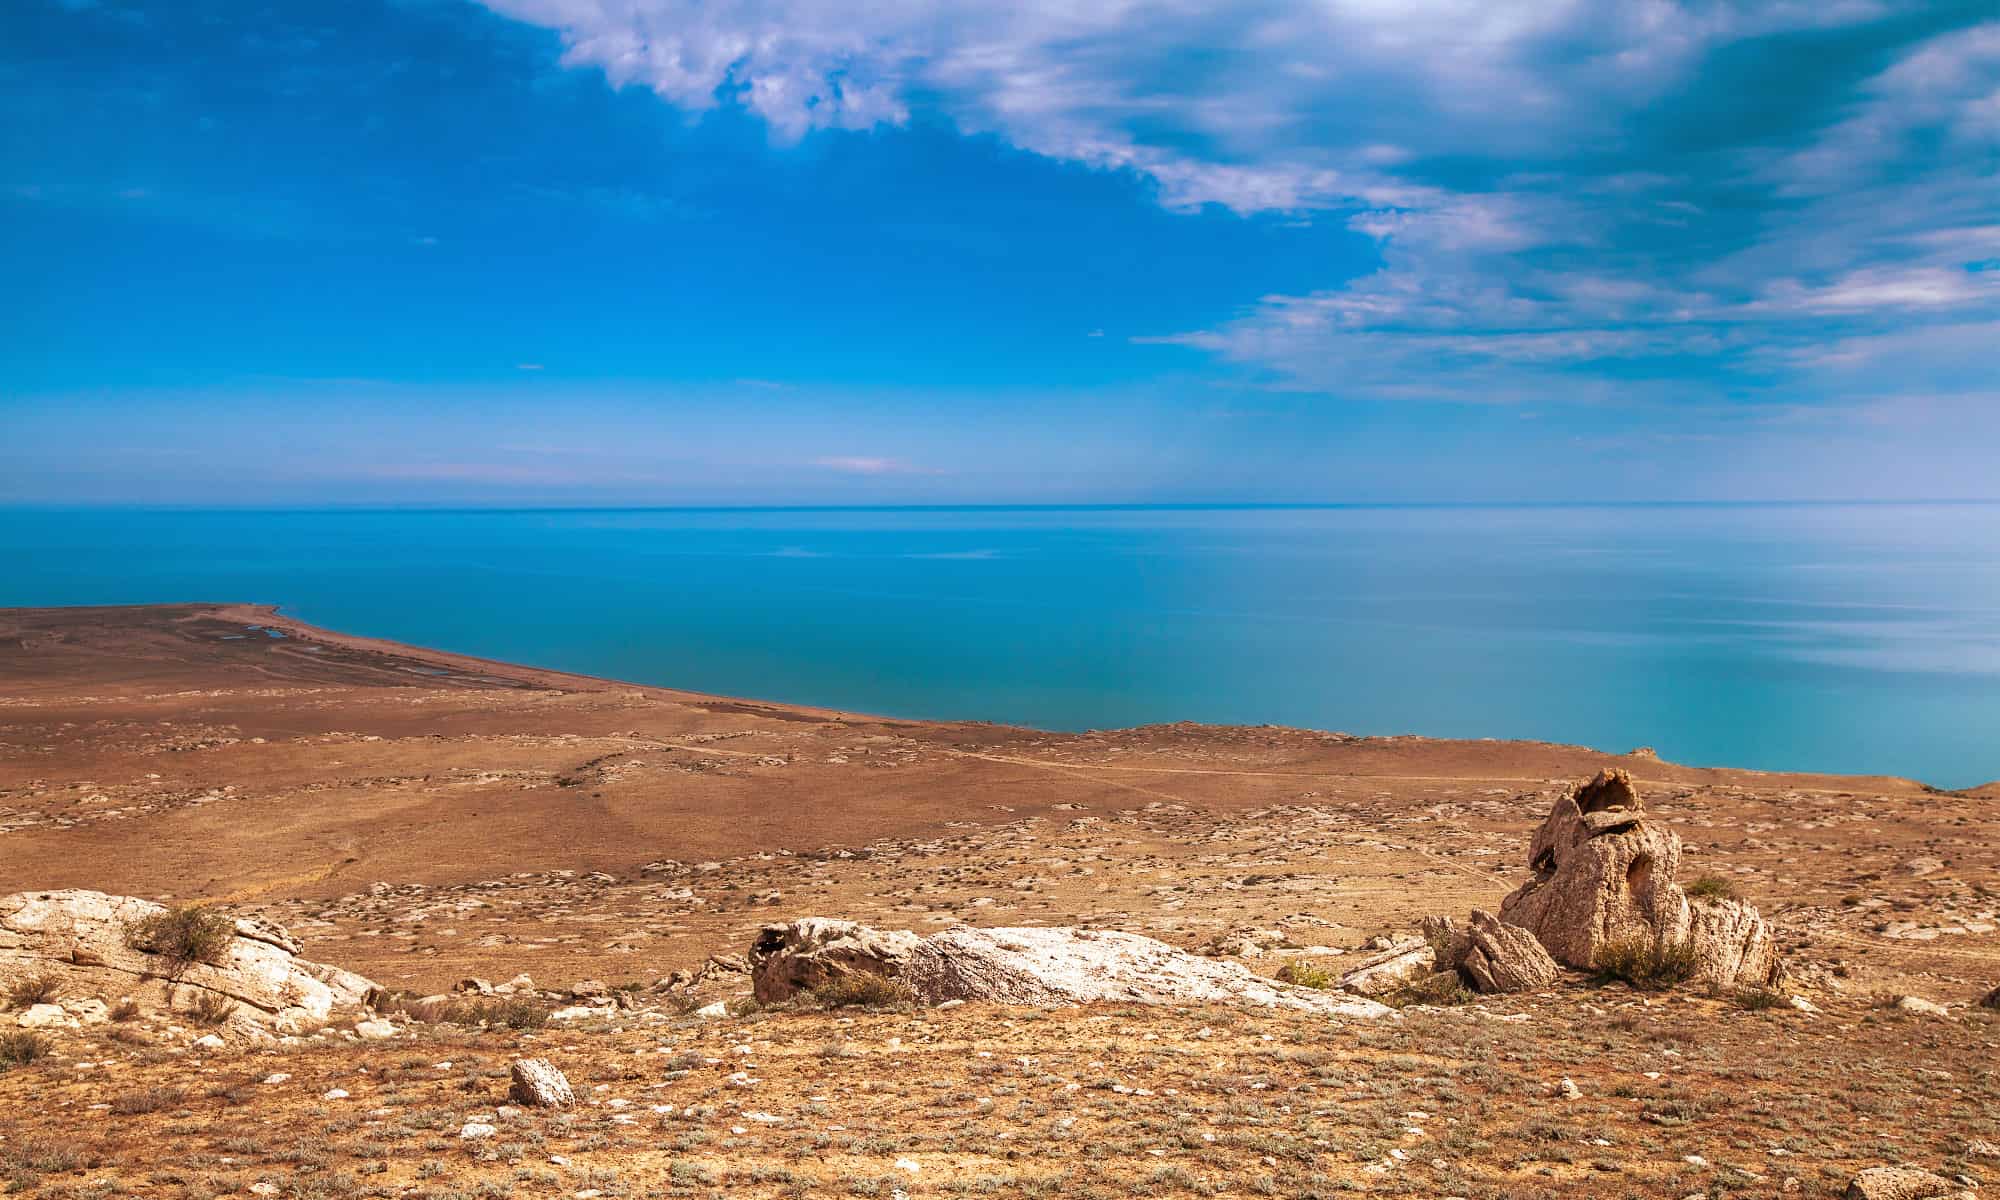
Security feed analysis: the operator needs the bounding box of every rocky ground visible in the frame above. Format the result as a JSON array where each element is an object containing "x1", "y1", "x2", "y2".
[{"x1": 2, "y1": 604, "x2": 1998, "y2": 1199}]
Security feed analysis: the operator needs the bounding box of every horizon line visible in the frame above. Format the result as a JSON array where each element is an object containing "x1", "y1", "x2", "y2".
[{"x1": 5, "y1": 498, "x2": 2000, "y2": 516}]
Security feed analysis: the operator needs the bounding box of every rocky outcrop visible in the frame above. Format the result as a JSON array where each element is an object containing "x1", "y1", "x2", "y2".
[
  {"x1": 1334, "y1": 937, "x2": 1435, "y2": 997},
  {"x1": 750, "y1": 917, "x2": 921, "y2": 1004},
  {"x1": 1498, "y1": 770, "x2": 1781, "y2": 989},
  {"x1": 752, "y1": 920, "x2": 1394, "y2": 1018},
  {"x1": 509, "y1": 1057, "x2": 575, "y2": 1108},
  {"x1": 1501, "y1": 769, "x2": 1692, "y2": 963},
  {"x1": 1456, "y1": 910, "x2": 1560, "y2": 993},
  {"x1": 0, "y1": 889, "x2": 377, "y2": 1034}
]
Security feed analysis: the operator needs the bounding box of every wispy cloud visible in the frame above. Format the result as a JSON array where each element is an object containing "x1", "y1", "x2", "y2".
[
  {"x1": 811, "y1": 455, "x2": 943, "y2": 477},
  {"x1": 478, "y1": 0, "x2": 2000, "y2": 409}
]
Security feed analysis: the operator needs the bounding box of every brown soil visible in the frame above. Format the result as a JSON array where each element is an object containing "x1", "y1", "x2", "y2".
[{"x1": 2, "y1": 603, "x2": 1996, "y2": 1198}]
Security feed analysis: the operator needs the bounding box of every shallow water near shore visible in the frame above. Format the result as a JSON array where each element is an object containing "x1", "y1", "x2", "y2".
[{"x1": 4, "y1": 503, "x2": 1998, "y2": 787}]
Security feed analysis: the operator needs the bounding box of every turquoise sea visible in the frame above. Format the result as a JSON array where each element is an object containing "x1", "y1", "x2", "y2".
[{"x1": 3, "y1": 504, "x2": 1997, "y2": 788}]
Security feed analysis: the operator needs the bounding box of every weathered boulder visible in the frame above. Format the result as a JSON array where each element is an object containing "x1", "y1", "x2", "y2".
[
  {"x1": 1457, "y1": 910, "x2": 1560, "y2": 994},
  {"x1": 1843, "y1": 1166, "x2": 1970, "y2": 1200},
  {"x1": 750, "y1": 917, "x2": 923, "y2": 1003},
  {"x1": 1501, "y1": 770, "x2": 1691, "y2": 966},
  {"x1": 0, "y1": 890, "x2": 378, "y2": 1034},
  {"x1": 1499, "y1": 771, "x2": 1781, "y2": 989},
  {"x1": 755, "y1": 920, "x2": 1394, "y2": 1018},
  {"x1": 509, "y1": 1057, "x2": 575, "y2": 1107},
  {"x1": 1335, "y1": 937, "x2": 1435, "y2": 997},
  {"x1": 1686, "y1": 896, "x2": 1781, "y2": 989}
]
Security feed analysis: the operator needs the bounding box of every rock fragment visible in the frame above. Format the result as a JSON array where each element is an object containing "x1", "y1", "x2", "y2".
[{"x1": 1843, "y1": 1165, "x2": 1969, "y2": 1200}]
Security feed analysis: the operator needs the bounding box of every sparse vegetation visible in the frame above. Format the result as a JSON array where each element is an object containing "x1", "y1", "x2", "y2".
[
  {"x1": 377, "y1": 992, "x2": 552, "y2": 1030},
  {"x1": 0, "y1": 1030, "x2": 50, "y2": 1068},
  {"x1": 804, "y1": 972, "x2": 914, "y2": 1009},
  {"x1": 1684, "y1": 875, "x2": 1740, "y2": 902},
  {"x1": 1590, "y1": 936, "x2": 1699, "y2": 991},
  {"x1": 110, "y1": 1086, "x2": 186, "y2": 1115},
  {"x1": 125, "y1": 905, "x2": 235, "y2": 971},
  {"x1": 5, "y1": 972, "x2": 62, "y2": 1010},
  {"x1": 183, "y1": 989, "x2": 237, "y2": 1026},
  {"x1": 1387, "y1": 971, "x2": 1475, "y2": 1007},
  {"x1": 1272, "y1": 959, "x2": 1334, "y2": 989},
  {"x1": 1732, "y1": 986, "x2": 1785, "y2": 1011}
]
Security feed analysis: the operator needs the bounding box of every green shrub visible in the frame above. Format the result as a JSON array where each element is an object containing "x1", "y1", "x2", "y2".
[
  {"x1": 1591, "y1": 936, "x2": 1699, "y2": 991},
  {"x1": 1684, "y1": 875, "x2": 1740, "y2": 902},
  {"x1": 805, "y1": 972, "x2": 913, "y2": 1009},
  {"x1": 1273, "y1": 959, "x2": 1336, "y2": 990},
  {"x1": 126, "y1": 906, "x2": 235, "y2": 971},
  {"x1": 5, "y1": 972, "x2": 62, "y2": 1010}
]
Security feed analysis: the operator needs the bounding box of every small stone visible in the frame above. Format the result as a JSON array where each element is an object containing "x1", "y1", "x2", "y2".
[
  {"x1": 322, "y1": 1088, "x2": 350, "y2": 1101},
  {"x1": 1894, "y1": 995, "x2": 1950, "y2": 1018},
  {"x1": 1557, "y1": 1078, "x2": 1582, "y2": 1100},
  {"x1": 192, "y1": 1033, "x2": 225, "y2": 1050},
  {"x1": 354, "y1": 1018, "x2": 399, "y2": 1039},
  {"x1": 460, "y1": 1122, "x2": 497, "y2": 1140},
  {"x1": 261, "y1": 1073, "x2": 291, "y2": 1085}
]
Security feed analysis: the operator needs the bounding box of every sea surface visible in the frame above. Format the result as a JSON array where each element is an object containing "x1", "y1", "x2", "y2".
[{"x1": 4, "y1": 504, "x2": 1998, "y2": 787}]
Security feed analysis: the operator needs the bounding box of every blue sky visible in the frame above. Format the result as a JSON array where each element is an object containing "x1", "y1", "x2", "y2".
[{"x1": 3, "y1": 0, "x2": 1996, "y2": 504}]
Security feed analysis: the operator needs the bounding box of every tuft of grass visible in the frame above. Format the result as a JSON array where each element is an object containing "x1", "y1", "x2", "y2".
[
  {"x1": 0, "y1": 1030, "x2": 50, "y2": 1068},
  {"x1": 1684, "y1": 875, "x2": 1741, "y2": 902},
  {"x1": 126, "y1": 906, "x2": 235, "y2": 971},
  {"x1": 6, "y1": 972, "x2": 63, "y2": 1010},
  {"x1": 1388, "y1": 971, "x2": 1475, "y2": 1008},
  {"x1": 184, "y1": 990, "x2": 237, "y2": 1026},
  {"x1": 1591, "y1": 936, "x2": 1699, "y2": 991},
  {"x1": 110, "y1": 998, "x2": 141, "y2": 1022},
  {"x1": 110, "y1": 1086, "x2": 186, "y2": 1116},
  {"x1": 1273, "y1": 959, "x2": 1335, "y2": 990},
  {"x1": 1732, "y1": 987, "x2": 1785, "y2": 1011},
  {"x1": 805, "y1": 972, "x2": 914, "y2": 1010}
]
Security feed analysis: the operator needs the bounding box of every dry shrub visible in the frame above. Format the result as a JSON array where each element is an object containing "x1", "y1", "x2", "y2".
[
  {"x1": 126, "y1": 906, "x2": 234, "y2": 971},
  {"x1": 1591, "y1": 936, "x2": 1699, "y2": 991},
  {"x1": 110, "y1": 1086, "x2": 185, "y2": 1115},
  {"x1": 1388, "y1": 971, "x2": 1475, "y2": 1008},
  {"x1": 805, "y1": 972, "x2": 914, "y2": 1009},
  {"x1": 0, "y1": 1030, "x2": 50, "y2": 1068},
  {"x1": 184, "y1": 990, "x2": 237, "y2": 1026},
  {"x1": 1732, "y1": 986, "x2": 1785, "y2": 1011},
  {"x1": 109, "y1": 998, "x2": 141, "y2": 1022},
  {"x1": 5, "y1": 973, "x2": 62, "y2": 1010}
]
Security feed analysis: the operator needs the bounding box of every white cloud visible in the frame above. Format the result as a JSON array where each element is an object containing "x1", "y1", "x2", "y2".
[{"x1": 479, "y1": 0, "x2": 2000, "y2": 401}]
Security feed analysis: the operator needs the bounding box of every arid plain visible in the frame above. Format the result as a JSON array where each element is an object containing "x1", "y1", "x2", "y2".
[{"x1": 2, "y1": 603, "x2": 1996, "y2": 1199}]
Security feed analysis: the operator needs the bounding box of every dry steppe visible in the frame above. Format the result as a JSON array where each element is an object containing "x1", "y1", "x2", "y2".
[{"x1": 2, "y1": 604, "x2": 1997, "y2": 1199}]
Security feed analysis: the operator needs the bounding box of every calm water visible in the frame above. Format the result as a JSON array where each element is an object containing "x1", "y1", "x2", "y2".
[{"x1": 3, "y1": 504, "x2": 1997, "y2": 787}]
